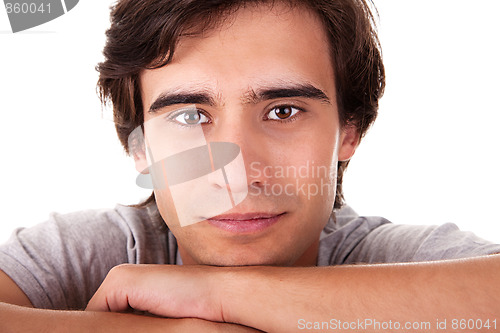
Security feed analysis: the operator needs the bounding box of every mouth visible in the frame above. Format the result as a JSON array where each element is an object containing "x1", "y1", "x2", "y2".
[{"x1": 207, "y1": 212, "x2": 286, "y2": 233}]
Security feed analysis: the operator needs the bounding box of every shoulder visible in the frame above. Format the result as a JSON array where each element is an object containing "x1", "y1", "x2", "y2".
[
  {"x1": 318, "y1": 205, "x2": 391, "y2": 265},
  {"x1": 0, "y1": 203, "x2": 172, "y2": 309},
  {"x1": 2, "y1": 203, "x2": 171, "y2": 267},
  {"x1": 11, "y1": 204, "x2": 162, "y2": 245},
  {"x1": 318, "y1": 205, "x2": 500, "y2": 265}
]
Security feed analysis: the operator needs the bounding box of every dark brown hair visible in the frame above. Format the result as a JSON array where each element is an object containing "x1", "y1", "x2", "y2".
[{"x1": 97, "y1": 0, "x2": 385, "y2": 210}]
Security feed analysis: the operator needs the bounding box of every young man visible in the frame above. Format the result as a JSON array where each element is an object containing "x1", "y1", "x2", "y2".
[{"x1": 1, "y1": 0, "x2": 499, "y2": 332}]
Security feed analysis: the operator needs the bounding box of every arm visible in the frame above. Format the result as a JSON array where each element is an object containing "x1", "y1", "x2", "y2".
[
  {"x1": 222, "y1": 254, "x2": 500, "y2": 332},
  {"x1": 0, "y1": 270, "x2": 33, "y2": 307},
  {"x1": 87, "y1": 254, "x2": 500, "y2": 333},
  {"x1": 0, "y1": 303, "x2": 262, "y2": 333},
  {"x1": 0, "y1": 270, "x2": 261, "y2": 332}
]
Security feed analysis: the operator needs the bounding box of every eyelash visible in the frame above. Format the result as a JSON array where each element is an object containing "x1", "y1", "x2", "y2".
[
  {"x1": 163, "y1": 104, "x2": 305, "y2": 127},
  {"x1": 164, "y1": 108, "x2": 212, "y2": 128},
  {"x1": 264, "y1": 104, "x2": 305, "y2": 123}
]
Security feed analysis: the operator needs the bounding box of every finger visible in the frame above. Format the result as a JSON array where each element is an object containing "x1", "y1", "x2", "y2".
[{"x1": 86, "y1": 264, "x2": 134, "y2": 312}]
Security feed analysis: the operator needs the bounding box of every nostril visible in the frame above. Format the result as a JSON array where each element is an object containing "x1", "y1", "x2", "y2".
[{"x1": 250, "y1": 180, "x2": 262, "y2": 186}]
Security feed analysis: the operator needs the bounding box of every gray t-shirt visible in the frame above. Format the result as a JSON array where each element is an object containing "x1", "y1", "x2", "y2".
[{"x1": 0, "y1": 204, "x2": 499, "y2": 310}]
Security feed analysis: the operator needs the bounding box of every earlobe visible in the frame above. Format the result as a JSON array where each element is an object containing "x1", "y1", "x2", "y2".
[{"x1": 338, "y1": 125, "x2": 359, "y2": 162}]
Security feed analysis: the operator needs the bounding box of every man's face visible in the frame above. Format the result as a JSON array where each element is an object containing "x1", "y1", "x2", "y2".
[{"x1": 136, "y1": 4, "x2": 357, "y2": 266}]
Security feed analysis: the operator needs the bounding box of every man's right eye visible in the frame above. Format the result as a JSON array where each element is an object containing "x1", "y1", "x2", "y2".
[{"x1": 171, "y1": 110, "x2": 210, "y2": 126}]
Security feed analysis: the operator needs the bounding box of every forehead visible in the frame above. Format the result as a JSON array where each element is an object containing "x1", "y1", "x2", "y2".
[{"x1": 140, "y1": 3, "x2": 335, "y2": 108}]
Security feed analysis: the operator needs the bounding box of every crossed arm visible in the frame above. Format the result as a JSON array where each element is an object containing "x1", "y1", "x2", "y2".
[{"x1": 2, "y1": 254, "x2": 500, "y2": 332}]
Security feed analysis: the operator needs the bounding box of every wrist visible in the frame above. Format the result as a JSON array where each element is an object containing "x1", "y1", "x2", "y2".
[
  {"x1": 213, "y1": 266, "x2": 250, "y2": 324},
  {"x1": 215, "y1": 266, "x2": 280, "y2": 331}
]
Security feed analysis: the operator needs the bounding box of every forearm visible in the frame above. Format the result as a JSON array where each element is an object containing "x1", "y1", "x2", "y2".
[
  {"x1": 0, "y1": 302, "x2": 261, "y2": 333},
  {"x1": 221, "y1": 254, "x2": 500, "y2": 332}
]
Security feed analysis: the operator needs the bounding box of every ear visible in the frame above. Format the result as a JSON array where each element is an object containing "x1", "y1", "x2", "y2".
[
  {"x1": 132, "y1": 145, "x2": 150, "y2": 174},
  {"x1": 338, "y1": 125, "x2": 360, "y2": 162},
  {"x1": 128, "y1": 125, "x2": 150, "y2": 174}
]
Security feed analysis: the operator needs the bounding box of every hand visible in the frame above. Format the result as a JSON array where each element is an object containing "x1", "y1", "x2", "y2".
[{"x1": 86, "y1": 264, "x2": 225, "y2": 322}]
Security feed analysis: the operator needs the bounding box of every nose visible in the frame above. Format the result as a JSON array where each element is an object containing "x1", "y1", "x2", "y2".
[{"x1": 206, "y1": 118, "x2": 271, "y2": 195}]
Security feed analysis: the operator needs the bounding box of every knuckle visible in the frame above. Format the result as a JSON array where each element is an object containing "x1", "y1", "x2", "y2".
[{"x1": 107, "y1": 264, "x2": 134, "y2": 282}]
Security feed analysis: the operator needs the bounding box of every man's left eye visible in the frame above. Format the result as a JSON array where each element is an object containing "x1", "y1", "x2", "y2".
[{"x1": 267, "y1": 106, "x2": 300, "y2": 120}]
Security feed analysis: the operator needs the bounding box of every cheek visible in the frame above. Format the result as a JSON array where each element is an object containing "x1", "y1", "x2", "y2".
[
  {"x1": 279, "y1": 127, "x2": 339, "y2": 175},
  {"x1": 287, "y1": 156, "x2": 337, "y2": 203},
  {"x1": 154, "y1": 188, "x2": 182, "y2": 229},
  {"x1": 276, "y1": 130, "x2": 339, "y2": 202},
  {"x1": 155, "y1": 188, "x2": 209, "y2": 253}
]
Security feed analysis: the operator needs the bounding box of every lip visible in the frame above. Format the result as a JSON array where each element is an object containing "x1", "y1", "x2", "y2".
[{"x1": 207, "y1": 212, "x2": 285, "y2": 234}]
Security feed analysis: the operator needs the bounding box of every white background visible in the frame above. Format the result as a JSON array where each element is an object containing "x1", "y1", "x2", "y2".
[{"x1": 0, "y1": 1, "x2": 499, "y2": 244}]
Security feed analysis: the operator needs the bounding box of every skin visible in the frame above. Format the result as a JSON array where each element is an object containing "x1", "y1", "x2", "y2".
[
  {"x1": 86, "y1": 256, "x2": 500, "y2": 333},
  {"x1": 3, "y1": 3, "x2": 500, "y2": 333},
  {"x1": 85, "y1": 5, "x2": 500, "y2": 332},
  {"x1": 135, "y1": 3, "x2": 358, "y2": 267}
]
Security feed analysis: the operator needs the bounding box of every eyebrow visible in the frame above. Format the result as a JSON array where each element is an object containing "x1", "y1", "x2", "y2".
[
  {"x1": 148, "y1": 82, "x2": 331, "y2": 113},
  {"x1": 245, "y1": 83, "x2": 331, "y2": 105},
  {"x1": 149, "y1": 91, "x2": 217, "y2": 113}
]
